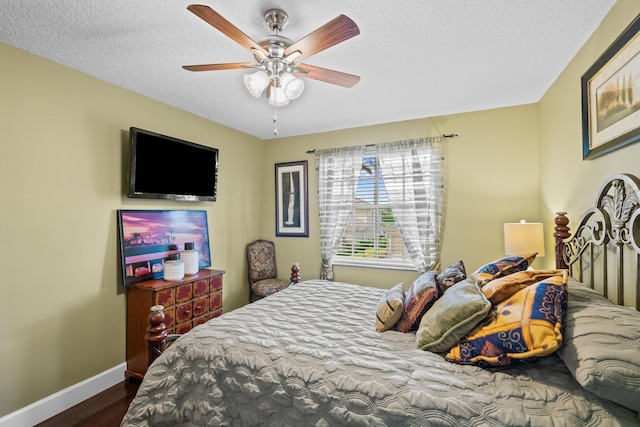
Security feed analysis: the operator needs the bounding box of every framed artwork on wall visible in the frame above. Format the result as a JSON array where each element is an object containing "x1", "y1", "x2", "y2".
[
  {"x1": 275, "y1": 161, "x2": 309, "y2": 237},
  {"x1": 117, "y1": 209, "x2": 211, "y2": 286},
  {"x1": 582, "y1": 13, "x2": 640, "y2": 160}
]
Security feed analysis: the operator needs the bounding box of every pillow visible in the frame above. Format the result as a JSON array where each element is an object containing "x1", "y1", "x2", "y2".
[
  {"x1": 375, "y1": 283, "x2": 405, "y2": 332},
  {"x1": 396, "y1": 271, "x2": 439, "y2": 333},
  {"x1": 416, "y1": 279, "x2": 491, "y2": 353},
  {"x1": 471, "y1": 253, "x2": 537, "y2": 286},
  {"x1": 445, "y1": 271, "x2": 568, "y2": 367},
  {"x1": 436, "y1": 260, "x2": 466, "y2": 294},
  {"x1": 482, "y1": 269, "x2": 566, "y2": 305},
  {"x1": 557, "y1": 282, "x2": 640, "y2": 413}
]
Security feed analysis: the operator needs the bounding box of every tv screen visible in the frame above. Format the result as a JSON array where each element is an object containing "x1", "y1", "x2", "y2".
[{"x1": 128, "y1": 127, "x2": 218, "y2": 202}]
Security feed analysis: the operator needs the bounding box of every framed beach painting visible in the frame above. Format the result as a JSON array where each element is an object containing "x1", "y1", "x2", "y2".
[
  {"x1": 117, "y1": 209, "x2": 211, "y2": 286},
  {"x1": 582, "y1": 14, "x2": 640, "y2": 160},
  {"x1": 275, "y1": 161, "x2": 309, "y2": 237}
]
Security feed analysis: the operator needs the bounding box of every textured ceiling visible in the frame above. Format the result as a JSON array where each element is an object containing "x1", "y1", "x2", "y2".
[{"x1": 1, "y1": 0, "x2": 616, "y2": 140}]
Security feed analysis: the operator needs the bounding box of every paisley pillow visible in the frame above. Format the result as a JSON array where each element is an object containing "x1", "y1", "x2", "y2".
[
  {"x1": 482, "y1": 269, "x2": 566, "y2": 305},
  {"x1": 446, "y1": 271, "x2": 568, "y2": 367},
  {"x1": 471, "y1": 253, "x2": 537, "y2": 287},
  {"x1": 396, "y1": 271, "x2": 439, "y2": 333}
]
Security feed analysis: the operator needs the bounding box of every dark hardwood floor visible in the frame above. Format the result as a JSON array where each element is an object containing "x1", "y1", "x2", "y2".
[{"x1": 35, "y1": 380, "x2": 139, "y2": 427}]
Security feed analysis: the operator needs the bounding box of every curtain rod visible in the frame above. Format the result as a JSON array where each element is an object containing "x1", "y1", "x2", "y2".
[{"x1": 305, "y1": 133, "x2": 458, "y2": 154}]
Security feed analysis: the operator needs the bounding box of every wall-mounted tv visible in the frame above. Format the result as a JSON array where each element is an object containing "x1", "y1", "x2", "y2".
[{"x1": 128, "y1": 127, "x2": 219, "y2": 202}]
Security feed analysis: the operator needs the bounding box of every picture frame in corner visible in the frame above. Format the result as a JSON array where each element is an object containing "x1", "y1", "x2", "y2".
[
  {"x1": 275, "y1": 161, "x2": 309, "y2": 237},
  {"x1": 582, "y1": 13, "x2": 640, "y2": 160}
]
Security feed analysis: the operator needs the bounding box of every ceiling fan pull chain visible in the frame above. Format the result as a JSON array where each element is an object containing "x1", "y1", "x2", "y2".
[{"x1": 273, "y1": 103, "x2": 278, "y2": 136}]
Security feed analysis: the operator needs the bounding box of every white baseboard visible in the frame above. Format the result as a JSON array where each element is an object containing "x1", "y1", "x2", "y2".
[{"x1": 0, "y1": 362, "x2": 127, "y2": 427}]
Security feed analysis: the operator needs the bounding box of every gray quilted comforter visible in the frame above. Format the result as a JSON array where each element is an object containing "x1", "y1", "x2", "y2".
[{"x1": 121, "y1": 280, "x2": 639, "y2": 426}]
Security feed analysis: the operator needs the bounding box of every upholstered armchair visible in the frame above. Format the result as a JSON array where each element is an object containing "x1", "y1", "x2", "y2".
[{"x1": 246, "y1": 239, "x2": 290, "y2": 302}]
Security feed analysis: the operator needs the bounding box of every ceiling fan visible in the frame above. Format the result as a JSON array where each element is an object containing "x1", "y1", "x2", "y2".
[{"x1": 182, "y1": 4, "x2": 361, "y2": 111}]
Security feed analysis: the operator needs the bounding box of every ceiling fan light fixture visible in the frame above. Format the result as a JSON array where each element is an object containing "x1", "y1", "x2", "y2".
[
  {"x1": 243, "y1": 70, "x2": 269, "y2": 97},
  {"x1": 280, "y1": 72, "x2": 305, "y2": 100},
  {"x1": 269, "y1": 85, "x2": 290, "y2": 107}
]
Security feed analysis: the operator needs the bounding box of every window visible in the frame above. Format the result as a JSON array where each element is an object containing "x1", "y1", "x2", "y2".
[
  {"x1": 316, "y1": 138, "x2": 444, "y2": 278},
  {"x1": 335, "y1": 155, "x2": 413, "y2": 269}
]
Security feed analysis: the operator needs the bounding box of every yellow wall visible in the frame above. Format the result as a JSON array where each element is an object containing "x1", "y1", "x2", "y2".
[
  {"x1": 0, "y1": 42, "x2": 263, "y2": 416},
  {"x1": 2, "y1": 0, "x2": 638, "y2": 417},
  {"x1": 539, "y1": 0, "x2": 640, "y2": 307},
  {"x1": 262, "y1": 104, "x2": 540, "y2": 288}
]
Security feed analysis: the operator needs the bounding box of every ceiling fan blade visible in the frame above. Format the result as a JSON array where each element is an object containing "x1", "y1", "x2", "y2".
[
  {"x1": 295, "y1": 64, "x2": 360, "y2": 88},
  {"x1": 284, "y1": 15, "x2": 359, "y2": 62},
  {"x1": 183, "y1": 62, "x2": 256, "y2": 72},
  {"x1": 187, "y1": 4, "x2": 268, "y2": 56}
]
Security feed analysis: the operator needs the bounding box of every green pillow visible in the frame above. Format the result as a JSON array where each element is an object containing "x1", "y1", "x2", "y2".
[{"x1": 416, "y1": 279, "x2": 491, "y2": 353}]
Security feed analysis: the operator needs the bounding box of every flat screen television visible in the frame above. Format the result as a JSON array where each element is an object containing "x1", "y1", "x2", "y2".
[{"x1": 128, "y1": 127, "x2": 219, "y2": 202}]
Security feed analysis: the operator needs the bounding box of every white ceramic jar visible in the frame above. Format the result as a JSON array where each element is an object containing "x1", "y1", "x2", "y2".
[
  {"x1": 163, "y1": 253, "x2": 185, "y2": 281},
  {"x1": 182, "y1": 242, "x2": 199, "y2": 275}
]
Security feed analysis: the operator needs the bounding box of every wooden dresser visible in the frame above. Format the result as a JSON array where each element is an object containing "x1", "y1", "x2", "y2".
[{"x1": 125, "y1": 269, "x2": 225, "y2": 380}]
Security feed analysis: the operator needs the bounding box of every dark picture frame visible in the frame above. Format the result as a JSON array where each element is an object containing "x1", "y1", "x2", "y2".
[
  {"x1": 582, "y1": 14, "x2": 640, "y2": 160},
  {"x1": 275, "y1": 161, "x2": 309, "y2": 237},
  {"x1": 117, "y1": 209, "x2": 211, "y2": 286}
]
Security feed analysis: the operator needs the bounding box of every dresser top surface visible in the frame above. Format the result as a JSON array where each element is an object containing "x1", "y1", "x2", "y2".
[{"x1": 128, "y1": 269, "x2": 225, "y2": 291}]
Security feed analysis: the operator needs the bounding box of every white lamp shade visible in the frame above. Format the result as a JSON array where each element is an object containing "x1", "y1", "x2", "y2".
[
  {"x1": 279, "y1": 73, "x2": 305, "y2": 100},
  {"x1": 504, "y1": 221, "x2": 545, "y2": 257},
  {"x1": 268, "y1": 85, "x2": 290, "y2": 107},
  {"x1": 243, "y1": 70, "x2": 269, "y2": 97}
]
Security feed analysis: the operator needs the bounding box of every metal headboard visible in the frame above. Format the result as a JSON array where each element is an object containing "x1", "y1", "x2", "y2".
[{"x1": 554, "y1": 173, "x2": 640, "y2": 310}]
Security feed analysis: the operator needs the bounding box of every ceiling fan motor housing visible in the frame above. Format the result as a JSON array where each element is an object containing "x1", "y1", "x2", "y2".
[{"x1": 264, "y1": 9, "x2": 288, "y2": 33}]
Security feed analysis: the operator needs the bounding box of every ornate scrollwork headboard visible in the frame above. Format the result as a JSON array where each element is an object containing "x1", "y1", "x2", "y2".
[{"x1": 554, "y1": 173, "x2": 640, "y2": 310}]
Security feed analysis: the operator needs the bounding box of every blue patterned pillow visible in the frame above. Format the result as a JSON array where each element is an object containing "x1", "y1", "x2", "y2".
[
  {"x1": 471, "y1": 253, "x2": 537, "y2": 286},
  {"x1": 445, "y1": 271, "x2": 567, "y2": 367},
  {"x1": 436, "y1": 260, "x2": 466, "y2": 294}
]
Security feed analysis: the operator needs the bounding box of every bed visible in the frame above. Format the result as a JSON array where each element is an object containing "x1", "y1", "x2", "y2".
[{"x1": 121, "y1": 173, "x2": 640, "y2": 427}]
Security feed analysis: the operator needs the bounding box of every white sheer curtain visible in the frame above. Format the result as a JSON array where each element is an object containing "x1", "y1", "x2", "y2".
[
  {"x1": 316, "y1": 146, "x2": 366, "y2": 280},
  {"x1": 376, "y1": 138, "x2": 444, "y2": 273}
]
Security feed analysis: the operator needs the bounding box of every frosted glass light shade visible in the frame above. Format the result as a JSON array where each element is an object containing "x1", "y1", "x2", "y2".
[
  {"x1": 279, "y1": 73, "x2": 305, "y2": 100},
  {"x1": 243, "y1": 70, "x2": 269, "y2": 97},
  {"x1": 504, "y1": 220, "x2": 545, "y2": 257},
  {"x1": 269, "y1": 86, "x2": 290, "y2": 106}
]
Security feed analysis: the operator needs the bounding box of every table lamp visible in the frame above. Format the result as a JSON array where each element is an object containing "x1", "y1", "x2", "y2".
[{"x1": 504, "y1": 220, "x2": 545, "y2": 266}]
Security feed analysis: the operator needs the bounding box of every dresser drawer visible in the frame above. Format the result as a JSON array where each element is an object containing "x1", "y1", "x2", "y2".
[
  {"x1": 176, "y1": 301, "x2": 193, "y2": 324},
  {"x1": 163, "y1": 307, "x2": 175, "y2": 329},
  {"x1": 193, "y1": 314, "x2": 208, "y2": 327},
  {"x1": 175, "y1": 283, "x2": 193, "y2": 303},
  {"x1": 175, "y1": 322, "x2": 192, "y2": 335},
  {"x1": 210, "y1": 275, "x2": 222, "y2": 293},
  {"x1": 193, "y1": 278, "x2": 209, "y2": 297},
  {"x1": 209, "y1": 292, "x2": 222, "y2": 312},
  {"x1": 193, "y1": 296, "x2": 208, "y2": 318},
  {"x1": 154, "y1": 288, "x2": 175, "y2": 307}
]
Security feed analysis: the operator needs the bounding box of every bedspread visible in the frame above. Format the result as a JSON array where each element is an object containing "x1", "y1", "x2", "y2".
[{"x1": 121, "y1": 280, "x2": 639, "y2": 426}]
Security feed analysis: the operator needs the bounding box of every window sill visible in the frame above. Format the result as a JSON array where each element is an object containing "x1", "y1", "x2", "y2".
[{"x1": 332, "y1": 258, "x2": 416, "y2": 271}]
